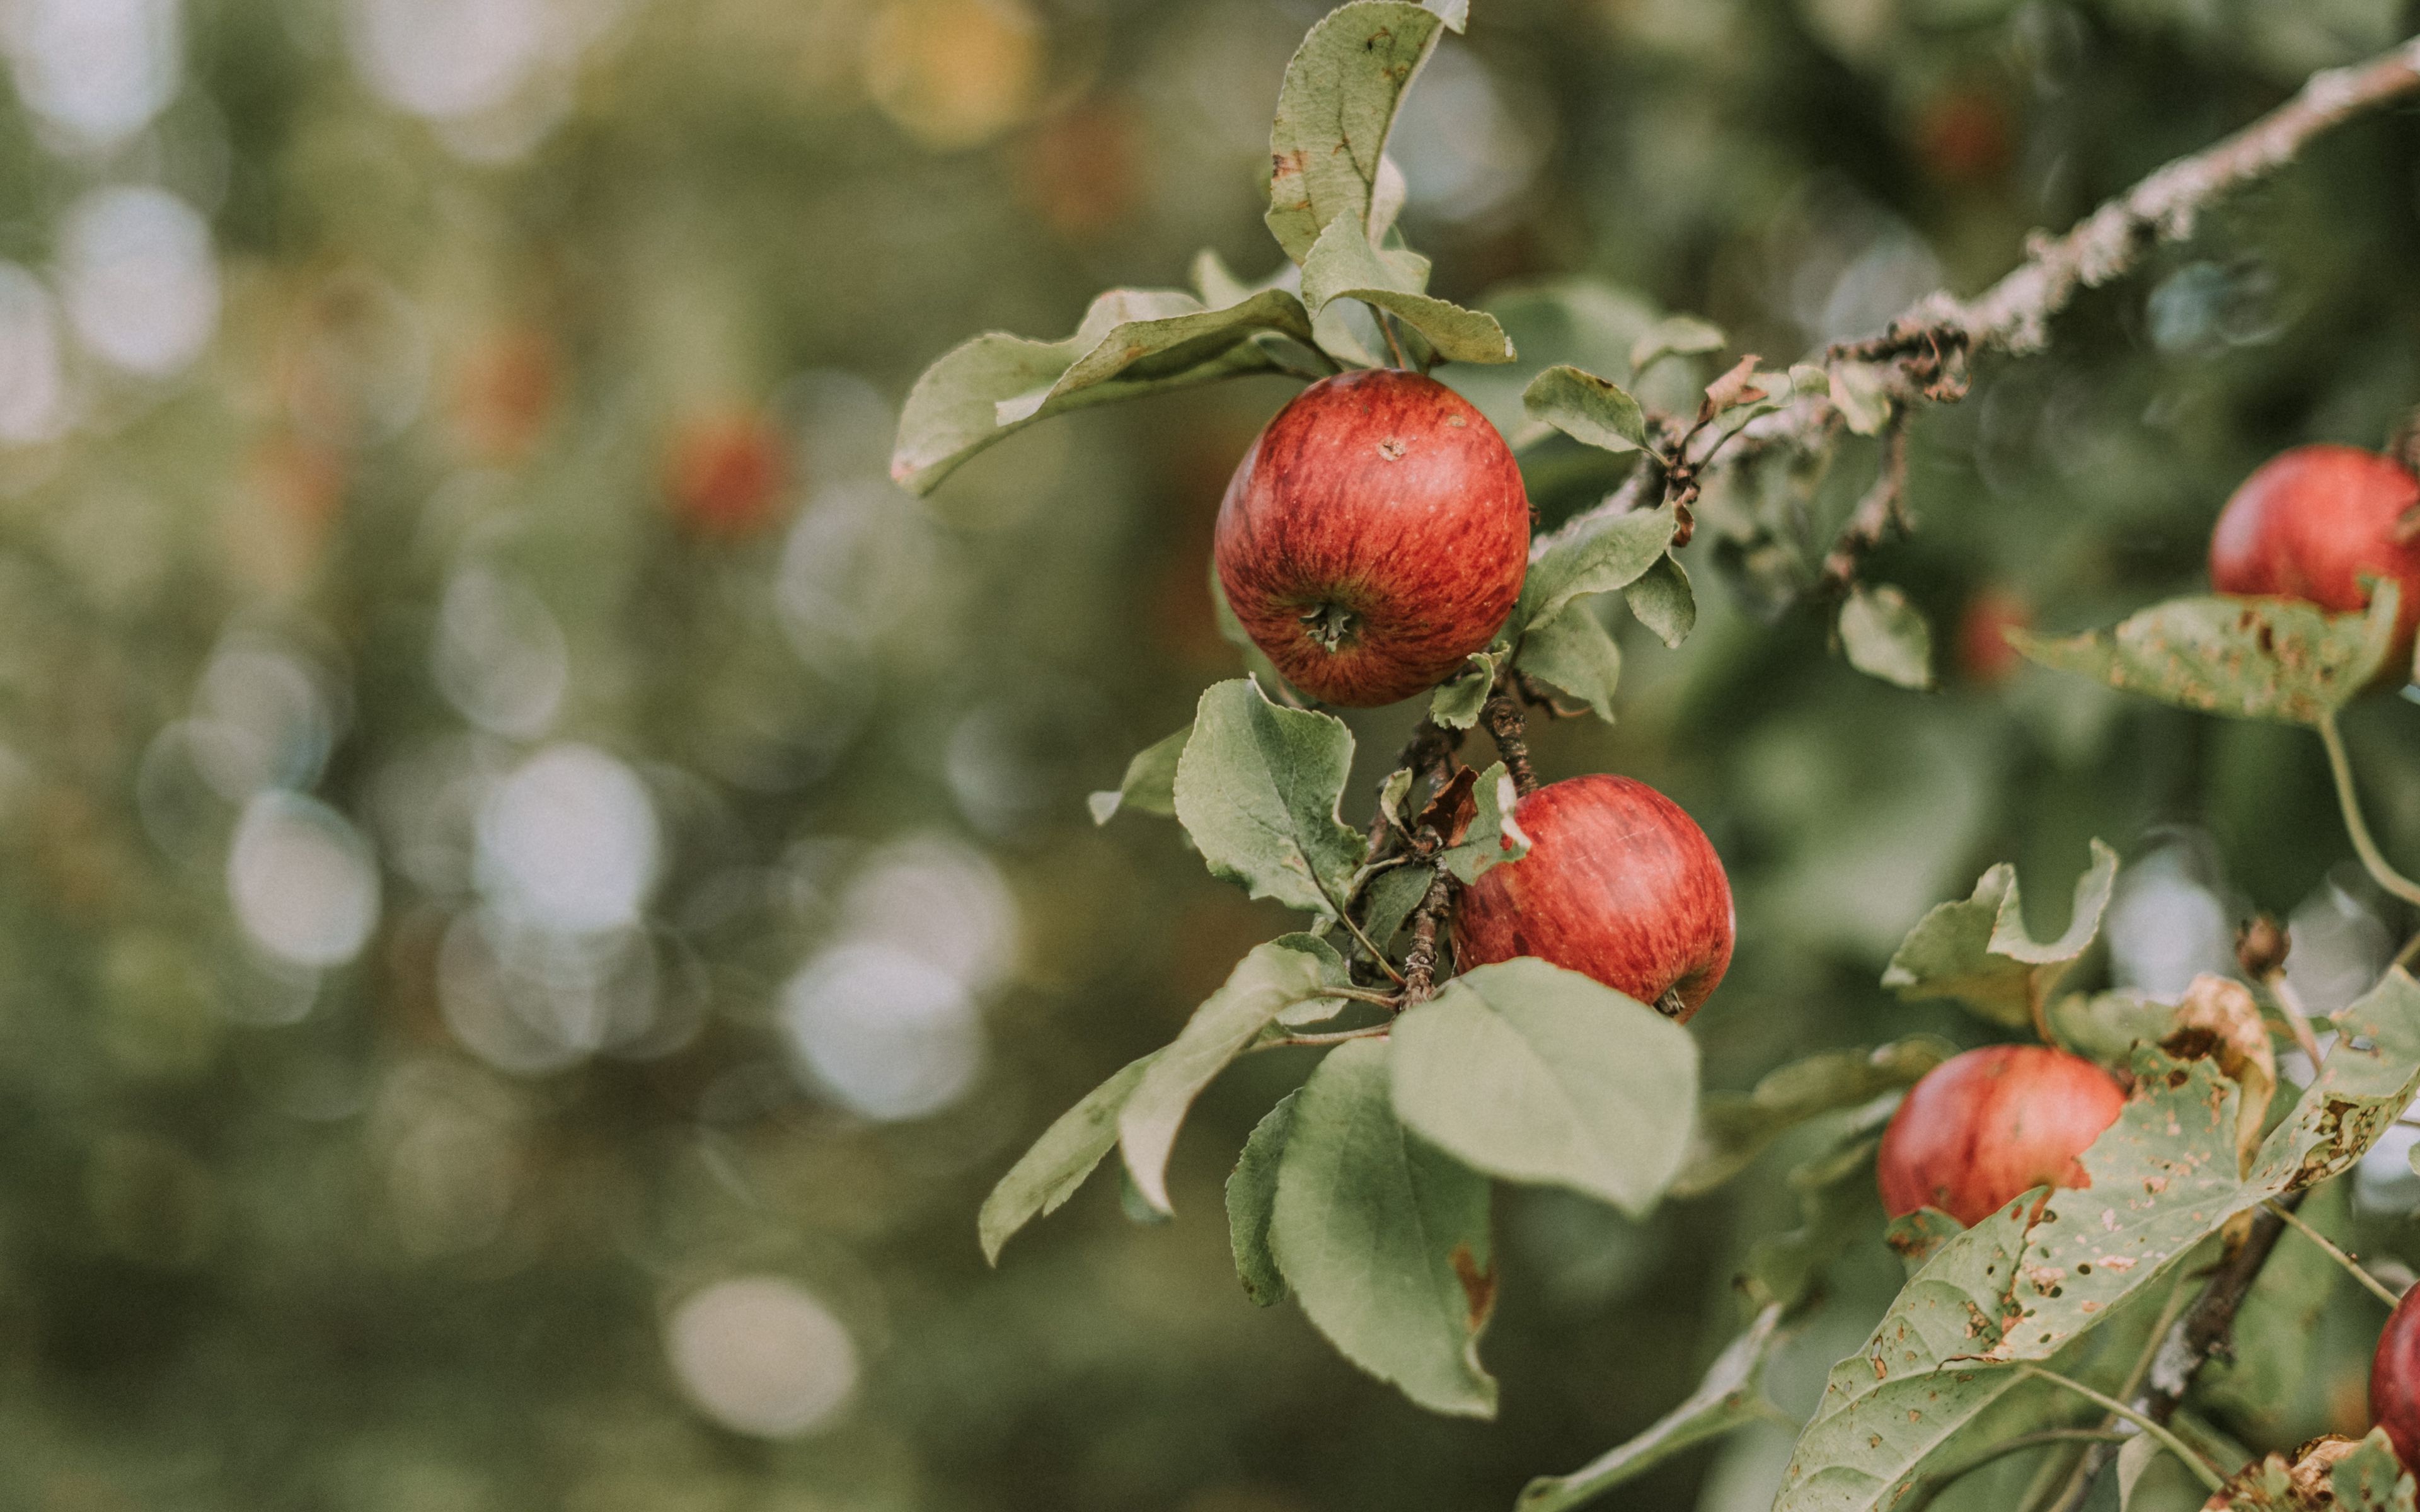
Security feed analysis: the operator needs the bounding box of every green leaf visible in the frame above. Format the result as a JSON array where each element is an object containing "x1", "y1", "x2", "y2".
[
  {"x1": 1428, "y1": 645, "x2": 1504, "y2": 730},
  {"x1": 1624, "y1": 553, "x2": 1695, "y2": 648},
  {"x1": 1881, "y1": 840, "x2": 2121, "y2": 1029},
  {"x1": 1516, "y1": 600, "x2": 1622, "y2": 723},
  {"x1": 978, "y1": 1051, "x2": 1160, "y2": 1264},
  {"x1": 1226, "y1": 1092, "x2": 1298, "y2": 1307},
  {"x1": 1359, "y1": 862, "x2": 1434, "y2": 953},
  {"x1": 2010, "y1": 585, "x2": 2401, "y2": 726},
  {"x1": 1118, "y1": 941, "x2": 1346, "y2": 1214},
  {"x1": 1173, "y1": 677, "x2": 1364, "y2": 917},
  {"x1": 1389, "y1": 958, "x2": 1698, "y2": 1214},
  {"x1": 1883, "y1": 1209, "x2": 1966, "y2": 1276},
  {"x1": 1743, "y1": 1128, "x2": 1886, "y2": 1315},
  {"x1": 1828, "y1": 364, "x2": 1891, "y2": 436},
  {"x1": 1272, "y1": 1038, "x2": 1498, "y2": 1418},
  {"x1": 1522, "y1": 365, "x2": 1647, "y2": 454},
  {"x1": 1673, "y1": 1038, "x2": 1953, "y2": 1198},
  {"x1": 1773, "y1": 969, "x2": 2420, "y2": 1512},
  {"x1": 1516, "y1": 1304, "x2": 1787, "y2": 1512},
  {"x1": 1265, "y1": 3, "x2": 1448, "y2": 265},
  {"x1": 1437, "y1": 761, "x2": 1531, "y2": 883},
  {"x1": 892, "y1": 287, "x2": 1317, "y2": 495},
  {"x1": 1839, "y1": 583, "x2": 1935, "y2": 691},
  {"x1": 1627, "y1": 314, "x2": 1726, "y2": 377},
  {"x1": 1089, "y1": 724, "x2": 1189, "y2": 825},
  {"x1": 1300, "y1": 214, "x2": 1516, "y2": 365},
  {"x1": 1518, "y1": 503, "x2": 1676, "y2": 636},
  {"x1": 1377, "y1": 767, "x2": 1415, "y2": 832},
  {"x1": 1267, "y1": 931, "x2": 1354, "y2": 1026},
  {"x1": 2048, "y1": 989, "x2": 2185, "y2": 1068},
  {"x1": 2334, "y1": 1429, "x2": 2419, "y2": 1511}
]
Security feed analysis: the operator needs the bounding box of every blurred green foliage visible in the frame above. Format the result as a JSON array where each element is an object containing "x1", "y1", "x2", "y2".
[{"x1": 0, "y1": 0, "x2": 2414, "y2": 1508}]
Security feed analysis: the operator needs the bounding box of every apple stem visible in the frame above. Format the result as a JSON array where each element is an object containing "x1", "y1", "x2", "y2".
[{"x1": 1377, "y1": 309, "x2": 1410, "y2": 370}]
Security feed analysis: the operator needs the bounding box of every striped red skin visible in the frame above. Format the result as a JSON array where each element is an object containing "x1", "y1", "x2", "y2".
[
  {"x1": 1451, "y1": 774, "x2": 1734, "y2": 1021},
  {"x1": 2208, "y1": 444, "x2": 2420, "y2": 666},
  {"x1": 1876, "y1": 1046, "x2": 2126, "y2": 1228},
  {"x1": 2370, "y1": 1285, "x2": 2420, "y2": 1470},
  {"x1": 1214, "y1": 369, "x2": 1529, "y2": 707}
]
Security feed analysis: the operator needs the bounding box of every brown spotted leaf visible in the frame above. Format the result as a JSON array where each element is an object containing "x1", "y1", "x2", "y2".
[
  {"x1": 1264, "y1": 3, "x2": 1448, "y2": 265},
  {"x1": 2010, "y1": 586, "x2": 2400, "y2": 726}
]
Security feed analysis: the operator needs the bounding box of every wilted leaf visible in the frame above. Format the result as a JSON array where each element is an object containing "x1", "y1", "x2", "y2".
[
  {"x1": 1516, "y1": 600, "x2": 1622, "y2": 723},
  {"x1": 1436, "y1": 762, "x2": 1530, "y2": 883},
  {"x1": 1300, "y1": 214, "x2": 1516, "y2": 365},
  {"x1": 1390, "y1": 958, "x2": 1698, "y2": 1214},
  {"x1": 1523, "y1": 365, "x2": 1647, "y2": 455},
  {"x1": 1265, "y1": 3, "x2": 1448, "y2": 265},
  {"x1": 979, "y1": 1051, "x2": 1161, "y2": 1264},
  {"x1": 1518, "y1": 504, "x2": 1676, "y2": 636},
  {"x1": 1118, "y1": 940, "x2": 1347, "y2": 1214},
  {"x1": 1882, "y1": 840, "x2": 2121, "y2": 1029},
  {"x1": 1702, "y1": 354, "x2": 1770, "y2": 414},
  {"x1": 1628, "y1": 314, "x2": 1726, "y2": 376},
  {"x1": 1226, "y1": 1092, "x2": 1298, "y2": 1306},
  {"x1": 1271, "y1": 1039, "x2": 1498, "y2": 1418},
  {"x1": 1517, "y1": 1304, "x2": 1786, "y2": 1511},
  {"x1": 1625, "y1": 553, "x2": 1695, "y2": 648},
  {"x1": 1674, "y1": 1038, "x2": 1954, "y2": 1197},
  {"x1": 1839, "y1": 583, "x2": 1935, "y2": 690},
  {"x1": 893, "y1": 287, "x2": 1315, "y2": 495},
  {"x1": 2165, "y1": 973, "x2": 2276, "y2": 1174},
  {"x1": 2010, "y1": 586, "x2": 2400, "y2": 726},
  {"x1": 1089, "y1": 724, "x2": 1188, "y2": 824},
  {"x1": 1173, "y1": 677, "x2": 1364, "y2": 917}
]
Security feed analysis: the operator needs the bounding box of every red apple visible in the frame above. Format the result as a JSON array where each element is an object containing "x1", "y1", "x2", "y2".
[
  {"x1": 2208, "y1": 444, "x2": 2420, "y2": 666},
  {"x1": 1956, "y1": 587, "x2": 2031, "y2": 686},
  {"x1": 667, "y1": 411, "x2": 790, "y2": 539},
  {"x1": 1877, "y1": 1045, "x2": 2126, "y2": 1228},
  {"x1": 1451, "y1": 774, "x2": 1734, "y2": 1020},
  {"x1": 2371, "y1": 1283, "x2": 2420, "y2": 1470},
  {"x1": 1214, "y1": 369, "x2": 1529, "y2": 706}
]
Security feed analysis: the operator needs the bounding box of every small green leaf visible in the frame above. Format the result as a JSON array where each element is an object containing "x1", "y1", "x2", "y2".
[
  {"x1": 1377, "y1": 767, "x2": 1415, "y2": 832},
  {"x1": 1299, "y1": 214, "x2": 1516, "y2": 365},
  {"x1": 2047, "y1": 989, "x2": 2183, "y2": 1068},
  {"x1": 1522, "y1": 365, "x2": 1647, "y2": 454},
  {"x1": 1359, "y1": 863, "x2": 1434, "y2": 953},
  {"x1": 1265, "y1": 3, "x2": 1448, "y2": 265},
  {"x1": 978, "y1": 1051, "x2": 1160, "y2": 1264},
  {"x1": 1118, "y1": 941, "x2": 1347, "y2": 1214},
  {"x1": 1089, "y1": 724, "x2": 1189, "y2": 825},
  {"x1": 1390, "y1": 958, "x2": 1698, "y2": 1214},
  {"x1": 1627, "y1": 314, "x2": 1726, "y2": 377},
  {"x1": 1272, "y1": 1038, "x2": 1498, "y2": 1419},
  {"x1": 1518, "y1": 503, "x2": 1676, "y2": 636},
  {"x1": 1516, "y1": 600, "x2": 1621, "y2": 723},
  {"x1": 1428, "y1": 645, "x2": 1504, "y2": 730},
  {"x1": 1226, "y1": 1092, "x2": 1299, "y2": 1306},
  {"x1": 1673, "y1": 1038, "x2": 1952, "y2": 1197},
  {"x1": 1173, "y1": 678, "x2": 1364, "y2": 917},
  {"x1": 1788, "y1": 362, "x2": 1829, "y2": 396},
  {"x1": 1516, "y1": 1304, "x2": 1787, "y2": 1512},
  {"x1": 1436, "y1": 762, "x2": 1530, "y2": 883},
  {"x1": 2011, "y1": 585, "x2": 2400, "y2": 726},
  {"x1": 1882, "y1": 840, "x2": 2120, "y2": 1029},
  {"x1": 1839, "y1": 583, "x2": 1935, "y2": 690},
  {"x1": 2334, "y1": 1429, "x2": 2419, "y2": 1511},
  {"x1": 893, "y1": 287, "x2": 1315, "y2": 495},
  {"x1": 1624, "y1": 553, "x2": 1695, "y2": 648}
]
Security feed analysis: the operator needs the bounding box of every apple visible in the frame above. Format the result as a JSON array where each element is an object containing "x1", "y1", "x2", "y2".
[
  {"x1": 1451, "y1": 774, "x2": 1734, "y2": 1019},
  {"x1": 1955, "y1": 587, "x2": 2031, "y2": 685},
  {"x1": 2371, "y1": 1283, "x2": 2420, "y2": 1470},
  {"x1": 2208, "y1": 444, "x2": 2420, "y2": 665},
  {"x1": 1214, "y1": 369, "x2": 1529, "y2": 706},
  {"x1": 1877, "y1": 1045, "x2": 2126, "y2": 1227},
  {"x1": 667, "y1": 411, "x2": 790, "y2": 539}
]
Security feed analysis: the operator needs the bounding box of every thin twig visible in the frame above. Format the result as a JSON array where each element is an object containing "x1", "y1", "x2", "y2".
[
  {"x1": 2319, "y1": 711, "x2": 2420, "y2": 908},
  {"x1": 1480, "y1": 685, "x2": 1538, "y2": 797},
  {"x1": 2262, "y1": 1199, "x2": 2405, "y2": 1307},
  {"x1": 1376, "y1": 307, "x2": 1410, "y2": 369},
  {"x1": 2017, "y1": 1368, "x2": 2226, "y2": 1494},
  {"x1": 1253, "y1": 1024, "x2": 1392, "y2": 1052},
  {"x1": 1398, "y1": 868, "x2": 1455, "y2": 1006}
]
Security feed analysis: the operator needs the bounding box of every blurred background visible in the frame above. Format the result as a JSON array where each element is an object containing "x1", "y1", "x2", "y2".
[{"x1": 2, "y1": 0, "x2": 2419, "y2": 1508}]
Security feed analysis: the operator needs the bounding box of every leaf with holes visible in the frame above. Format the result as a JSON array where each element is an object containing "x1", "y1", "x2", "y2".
[
  {"x1": 1271, "y1": 1038, "x2": 1498, "y2": 1418},
  {"x1": 1882, "y1": 840, "x2": 2120, "y2": 1029},
  {"x1": 1389, "y1": 958, "x2": 1698, "y2": 1214},
  {"x1": 1173, "y1": 677, "x2": 1364, "y2": 917},
  {"x1": 2010, "y1": 585, "x2": 2400, "y2": 726}
]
